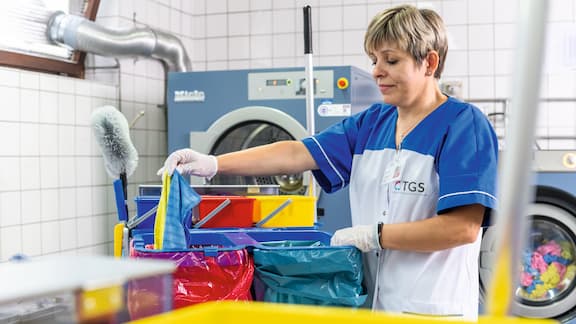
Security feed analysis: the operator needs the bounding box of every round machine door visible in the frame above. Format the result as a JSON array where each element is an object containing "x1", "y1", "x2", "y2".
[
  {"x1": 480, "y1": 186, "x2": 576, "y2": 320},
  {"x1": 209, "y1": 121, "x2": 306, "y2": 194},
  {"x1": 189, "y1": 106, "x2": 315, "y2": 195}
]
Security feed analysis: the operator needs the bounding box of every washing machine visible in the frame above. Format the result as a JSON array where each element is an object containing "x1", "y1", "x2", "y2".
[
  {"x1": 480, "y1": 150, "x2": 576, "y2": 322},
  {"x1": 166, "y1": 66, "x2": 382, "y2": 233}
]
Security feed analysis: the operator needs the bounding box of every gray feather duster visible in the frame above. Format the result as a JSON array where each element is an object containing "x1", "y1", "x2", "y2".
[{"x1": 91, "y1": 105, "x2": 139, "y2": 178}]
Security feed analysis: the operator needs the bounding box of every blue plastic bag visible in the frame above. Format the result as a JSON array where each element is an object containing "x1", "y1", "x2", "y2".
[{"x1": 252, "y1": 242, "x2": 367, "y2": 307}]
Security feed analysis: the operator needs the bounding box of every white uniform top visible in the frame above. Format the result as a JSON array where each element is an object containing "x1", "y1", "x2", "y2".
[{"x1": 302, "y1": 97, "x2": 498, "y2": 321}]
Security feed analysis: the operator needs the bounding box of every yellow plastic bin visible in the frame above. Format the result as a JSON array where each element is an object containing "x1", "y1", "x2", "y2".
[
  {"x1": 128, "y1": 300, "x2": 558, "y2": 324},
  {"x1": 249, "y1": 195, "x2": 315, "y2": 228}
]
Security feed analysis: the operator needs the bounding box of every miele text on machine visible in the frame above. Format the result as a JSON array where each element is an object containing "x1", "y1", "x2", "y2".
[{"x1": 174, "y1": 90, "x2": 206, "y2": 102}]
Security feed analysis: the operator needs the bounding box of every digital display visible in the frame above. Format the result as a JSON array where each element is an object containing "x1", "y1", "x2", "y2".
[{"x1": 266, "y1": 79, "x2": 290, "y2": 86}]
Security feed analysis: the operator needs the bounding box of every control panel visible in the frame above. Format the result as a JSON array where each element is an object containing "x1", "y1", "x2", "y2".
[
  {"x1": 534, "y1": 150, "x2": 576, "y2": 171},
  {"x1": 248, "y1": 70, "x2": 334, "y2": 100}
]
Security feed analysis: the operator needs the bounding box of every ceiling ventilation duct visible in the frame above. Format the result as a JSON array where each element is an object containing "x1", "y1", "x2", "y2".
[{"x1": 47, "y1": 11, "x2": 191, "y2": 72}]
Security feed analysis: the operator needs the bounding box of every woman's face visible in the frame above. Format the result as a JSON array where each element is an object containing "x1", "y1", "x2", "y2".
[{"x1": 369, "y1": 43, "x2": 428, "y2": 108}]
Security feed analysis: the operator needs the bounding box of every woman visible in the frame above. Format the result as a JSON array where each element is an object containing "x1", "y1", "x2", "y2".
[{"x1": 159, "y1": 5, "x2": 498, "y2": 321}]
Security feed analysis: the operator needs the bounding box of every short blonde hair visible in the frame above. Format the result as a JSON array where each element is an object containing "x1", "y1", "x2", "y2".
[{"x1": 364, "y1": 5, "x2": 448, "y2": 79}]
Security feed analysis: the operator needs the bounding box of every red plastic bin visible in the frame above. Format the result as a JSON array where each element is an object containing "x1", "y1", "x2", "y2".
[{"x1": 195, "y1": 196, "x2": 255, "y2": 228}]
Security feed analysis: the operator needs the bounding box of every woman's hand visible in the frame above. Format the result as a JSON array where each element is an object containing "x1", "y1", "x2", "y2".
[
  {"x1": 157, "y1": 149, "x2": 218, "y2": 178},
  {"x1": 330, "y1": 224, "x2": 381, "y2": 252}
]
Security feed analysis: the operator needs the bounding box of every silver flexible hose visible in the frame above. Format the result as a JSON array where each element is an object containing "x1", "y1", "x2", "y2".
[{"x1": 47, "y1": 11, "x2": 191, "y2": 72}]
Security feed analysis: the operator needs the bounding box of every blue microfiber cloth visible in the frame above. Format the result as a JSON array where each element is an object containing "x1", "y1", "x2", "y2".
[{"x1": 162, "y1": 171, "x2": 201, "y2": 249}]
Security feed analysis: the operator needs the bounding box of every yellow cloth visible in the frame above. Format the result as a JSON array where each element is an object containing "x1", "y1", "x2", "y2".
[{"x1": 153, "y1": 171, "x2": 171, "y2": 249}]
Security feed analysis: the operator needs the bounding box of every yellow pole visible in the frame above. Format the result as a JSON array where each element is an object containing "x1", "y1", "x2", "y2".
[{"x1": 484, "y1": 0, "x2": 549, "y2": 319}]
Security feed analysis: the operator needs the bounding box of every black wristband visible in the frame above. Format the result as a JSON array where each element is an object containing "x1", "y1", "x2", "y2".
[{"x1": 377, "y1": 222, "x2": 383, "y2": 249}]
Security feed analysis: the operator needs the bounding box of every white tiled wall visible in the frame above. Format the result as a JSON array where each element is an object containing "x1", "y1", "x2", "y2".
[
  {"x1": 0, "y1": 70, "x2": 118, "y2": 258},
  {"x1": 181, "y1": 0, "x2": 576, "y2": 149},
  {"x1": 1, "y1": 0, "x2": 576, "y2": 260}
]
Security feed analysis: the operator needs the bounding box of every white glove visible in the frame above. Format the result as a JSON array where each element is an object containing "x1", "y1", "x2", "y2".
[
  {"x1": 330, "y1": 224, "x2": 381, "y2": 252},
  {"x1": 157, "y1": 149, "x2": 218, "y2": 178}
]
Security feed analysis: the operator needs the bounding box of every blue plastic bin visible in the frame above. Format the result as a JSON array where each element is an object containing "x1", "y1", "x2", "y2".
[
  {"x1": 134, "y1": 196, "x2": 159, "y2": 229},
  {"x1": 132, "y1": 231, "x2": 243, "y2": 256}
]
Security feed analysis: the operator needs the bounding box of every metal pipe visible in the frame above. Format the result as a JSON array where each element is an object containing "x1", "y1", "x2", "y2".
[
  {"x1": 471, "y1": 98, "x2": 576, "y2": 147},
  {"x1": 303, "y1": 5, "x2": 316, "y2": 201},
  {"x1": 46, "y1": 11, "x2": 191, "y2": 72},
  {"x1": 303, "y1": 5, "x2": 315, "y2": 139}
]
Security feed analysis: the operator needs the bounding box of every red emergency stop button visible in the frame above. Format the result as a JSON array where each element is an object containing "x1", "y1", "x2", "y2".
[{"x1": 337, "y1": 77, "x2": 349, "y2": 89}]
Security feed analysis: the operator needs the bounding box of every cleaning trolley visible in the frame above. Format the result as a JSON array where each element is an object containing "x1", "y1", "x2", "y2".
[{"x1": 112, "y1": 173, "x2": 367, "y2": 312}]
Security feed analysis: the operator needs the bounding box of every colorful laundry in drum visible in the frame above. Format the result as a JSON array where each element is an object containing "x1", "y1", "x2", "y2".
[{"x1": 519, "y1": 239, "x2": 576, "y2": 300}]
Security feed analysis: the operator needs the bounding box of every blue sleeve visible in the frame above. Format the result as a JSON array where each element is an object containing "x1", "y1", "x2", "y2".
[
  {"x1": 437, "y1": 106, "x2": 499, "y2": 223},
  {"x1": 302, "y1": 109, "x2": 369, "y2": 193}
]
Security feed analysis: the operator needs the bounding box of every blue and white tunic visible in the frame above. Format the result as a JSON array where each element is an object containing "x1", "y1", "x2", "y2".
[{"x1": 302, "y1": 96, "x2": 498, "y2": 320}]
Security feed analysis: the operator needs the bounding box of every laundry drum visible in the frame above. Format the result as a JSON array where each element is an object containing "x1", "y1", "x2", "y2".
[{"x1": 208, "y1": 121, "x2": 306, "y2": 195}]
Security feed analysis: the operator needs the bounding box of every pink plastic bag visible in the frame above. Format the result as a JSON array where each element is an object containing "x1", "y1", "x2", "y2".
[{"x1": 128, "y1": 245, "x2": 254, "y2": 319}]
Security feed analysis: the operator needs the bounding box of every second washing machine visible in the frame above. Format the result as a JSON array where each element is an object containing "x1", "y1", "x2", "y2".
[{"x1": 480, "y1": 150, "x2": 576, "y2": 322}]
